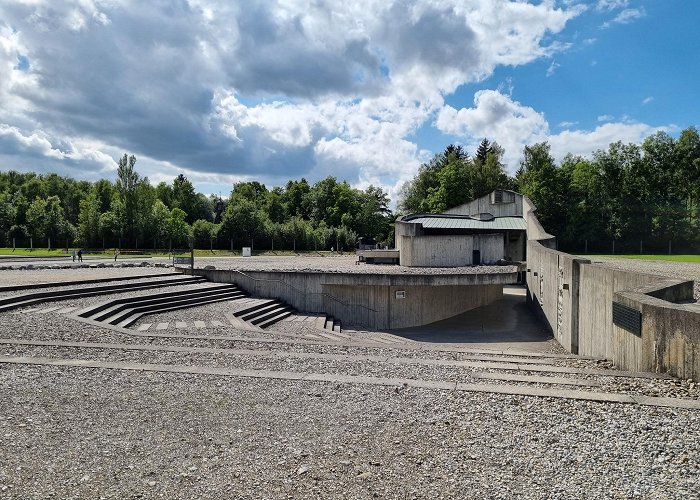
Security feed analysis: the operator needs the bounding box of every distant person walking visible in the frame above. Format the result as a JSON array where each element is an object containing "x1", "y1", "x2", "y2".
[
  {"x1": 77, "y1": 249, "x2": 83, "y2": 262},
  {"x1": 72, "y1": 249, "x2": 76, "y2": 262},
  {"x1": 114, "y1": 249, "x2": 119, "y2": 261}
]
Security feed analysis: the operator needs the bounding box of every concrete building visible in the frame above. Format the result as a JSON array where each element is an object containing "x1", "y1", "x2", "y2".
[{"x1": 394, "y1": 190, "x2": 527, "y2": 267}]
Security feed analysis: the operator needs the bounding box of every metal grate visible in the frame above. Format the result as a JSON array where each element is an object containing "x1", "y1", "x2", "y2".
[{"x1": 612, "y1": 302, "x2": 641, "y2": 336}]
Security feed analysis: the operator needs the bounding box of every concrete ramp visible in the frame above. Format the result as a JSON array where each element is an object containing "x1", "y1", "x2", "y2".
[{"x1": 388, "y1": 286, "x2": 555, "y2": 352}]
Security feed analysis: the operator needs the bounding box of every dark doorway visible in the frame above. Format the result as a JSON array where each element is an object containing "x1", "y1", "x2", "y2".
[{"x1": 472, "y1": 249, "x2": 481, "y2": 265}]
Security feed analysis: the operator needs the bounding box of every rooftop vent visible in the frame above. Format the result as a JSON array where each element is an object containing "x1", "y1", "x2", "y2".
[{"x1": 491, "y1": 190, "x2": 515, "y2": 204}]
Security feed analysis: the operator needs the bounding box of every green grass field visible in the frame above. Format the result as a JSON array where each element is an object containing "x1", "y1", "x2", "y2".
[{"x1": 583, "y1": 254, "x2": 700, "y2": 263}]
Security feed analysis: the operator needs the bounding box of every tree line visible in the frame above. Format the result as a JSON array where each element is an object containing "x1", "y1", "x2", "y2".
[
  {"x1": 0, "y1": 155, "x2": 394, "y2": 251},
  {"x1": 2, "y1": 126, "x2": 698, "y2": 254},
  {"x1": 399, "y1": 129, "x2": 700, "y2": 254}
]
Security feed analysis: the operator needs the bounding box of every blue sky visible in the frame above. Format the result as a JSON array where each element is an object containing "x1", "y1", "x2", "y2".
[{"x1": 0, "y1": 1, "x2": 697, "y2": 204}]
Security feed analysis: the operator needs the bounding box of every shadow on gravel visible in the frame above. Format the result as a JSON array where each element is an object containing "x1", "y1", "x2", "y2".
[{"x1": 387, "y1": 286, "x2": 555, "y2": 351}]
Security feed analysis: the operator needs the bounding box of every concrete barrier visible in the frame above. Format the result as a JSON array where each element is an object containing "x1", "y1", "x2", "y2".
[
  {"x1": 526, "y1": 239, "x2": 700, "y2": 381},
  {"x1": 190, "y1": 268, "x2": 511, "y2": 330}
]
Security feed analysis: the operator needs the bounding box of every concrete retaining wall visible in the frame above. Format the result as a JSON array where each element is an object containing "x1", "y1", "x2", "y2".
[
  {"x1": 191, "y1": 268, "x2": 511, "y2": 330},
  {"x1": 526, "y1": 238, "x2": 700, "y2": 380}
]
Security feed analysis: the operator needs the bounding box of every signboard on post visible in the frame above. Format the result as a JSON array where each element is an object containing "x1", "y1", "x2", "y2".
[{"x1": 242, "y1": 247, "x2": 252, "y2": 257}]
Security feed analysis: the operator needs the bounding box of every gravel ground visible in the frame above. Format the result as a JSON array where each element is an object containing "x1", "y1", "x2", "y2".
[
  {"x1": 584, "y1": 256, "x2": 700, "y2": 301},
  {"x1": 0, "y1": 366, "x2": 698, "y2": 499},
  {"x1": 3, "y1": 343, "x2": 699, "y2": 400},
  {"x1": 2, "y1": 265, "x2": 699, "y2": 498},
  {"x1": 0, "y1": 266, "x2": 176, "y2": 287},
  {"x1": 192, "y1": 255, "x2": 518, "y2": 276}
]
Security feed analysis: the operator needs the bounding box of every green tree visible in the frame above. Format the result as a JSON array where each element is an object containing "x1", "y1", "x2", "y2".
[
  {"x1": 150, "y1": 200, "x2": 170, "y2": 249},
  {"x1": 78, "y1": 192, "x2": 101, "y2": 246},
  {"x1": 116, "y1": 154, "x2": 139, "y2": 242},
  {"x1": 167, "y1": 208, "x2": 191, "y2": 248}
]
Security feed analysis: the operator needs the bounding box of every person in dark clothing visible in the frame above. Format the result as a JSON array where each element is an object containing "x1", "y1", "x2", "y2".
[{"x1": 77, "y1": 249, "x2": 83, "y2": 262}]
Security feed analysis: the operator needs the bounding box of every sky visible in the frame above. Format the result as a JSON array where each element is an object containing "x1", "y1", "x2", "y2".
[{"x1": 0, "y1": 0, "x2": 698, "y2": 204}]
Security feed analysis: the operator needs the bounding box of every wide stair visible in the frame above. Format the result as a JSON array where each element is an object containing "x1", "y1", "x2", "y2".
[
  {"x1": 232, "y1": 299, "x2": 295, "y2": 329},
  {"x1": 76, "y1": 283, "x2": 247, "y2": 328},
  {"x1": 0, "y1": 275, "x2": 207, "y2": 313}
]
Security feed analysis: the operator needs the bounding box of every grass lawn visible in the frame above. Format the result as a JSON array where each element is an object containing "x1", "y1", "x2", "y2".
[
  {"x1": 584, "y1": 254, "x2": 700, "y2": 263},
  {"x1": 0, "y1": 248, "x2": 336, "y2": 258}
]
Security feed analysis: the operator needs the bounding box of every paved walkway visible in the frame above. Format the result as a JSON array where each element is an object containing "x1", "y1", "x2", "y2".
[{"x1": 388, "y1": 286, "x2": 556, "y2": 352}]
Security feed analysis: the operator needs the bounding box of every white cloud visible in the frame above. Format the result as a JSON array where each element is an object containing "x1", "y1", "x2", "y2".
[
  {"x1": 435, "y1": 89, "x2": 672, "y2": 173},
  {"x1": 548, "y1": 122, "x2": 670, "y2": 160},
  {"x1": 642, "y1": 96, "x2": 654, "y2": 105},
  {"x1": 435, "y1": 89, "x2": 549, "y2": 170},
  {"x1": 601, "y1": 7, "x2": 646, "y2": 28},
  {"x1": 546, "y1": 60, "x2": 560, "y2": 77},
  {"x1": 595, "y1": 0, "x2": 629, "y2": 11},
  {"x1": 0, "y1": 0, "x2": 586, "y2": 199}
]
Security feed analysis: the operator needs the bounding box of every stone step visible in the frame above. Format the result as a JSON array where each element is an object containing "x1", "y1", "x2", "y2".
[
  {"x1": 0, "y1": 276, "x2": 207, "y2": 313},
  {"x1": 0, "y1": 352, "x2": 694, "y2": 409}
]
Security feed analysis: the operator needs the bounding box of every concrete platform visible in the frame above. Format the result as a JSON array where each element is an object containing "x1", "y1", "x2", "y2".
[{"x1": 388, "y1": 286, "x2": 556, "y2": 353}]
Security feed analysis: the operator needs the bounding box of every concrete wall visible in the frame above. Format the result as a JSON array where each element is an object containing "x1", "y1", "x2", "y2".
[
  {"x1": 444, "y1": 191, "x2": 523, "y2": 217},
  {"x1": 504, "y1": 231, "x2": 525, "y2": 262},
  {"x1": 191, "y1": 268, "x2": 513, "y2": 330},
  {"x1": 526, "y1": 237, "x2": 700, "y2": 381},
  {"x1": 323, "y1": 283, "x2": 502, "y2": 329},
  {"x1": 399, "y1": 233, "x2": 503, "y2": 267}
]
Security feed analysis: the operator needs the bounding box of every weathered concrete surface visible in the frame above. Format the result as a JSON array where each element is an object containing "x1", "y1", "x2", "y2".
[
  {"x1": 1, "y1": 356, "x2": 696, "y2": 408},
  {"x1": 527, "y1": 238, "x2": 700, "y2": 381},
  {"x1": 398, "y1": 233, "x2": 503, "y2": 267},
  {"x1": 191, "y1": 267, "x2": 515, "y2": 330},
  {"x1": 615, "y1": 281, "x2": 700, "y2": 380},
  {"x1": 389, "y1": 286, "x2": 557, "y2": 353}
]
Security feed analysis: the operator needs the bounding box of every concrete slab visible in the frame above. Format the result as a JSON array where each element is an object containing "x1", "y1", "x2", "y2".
[
  {"x1": 137, "y1": 324, "x2": 152, "y2": 331},
  {"x1": 194, "y1": 321, "x2": 206, "y2": 329},
  {"x1": 2, "y1": 355, "x2": 697, "y2": 408},
  {"x1": 56, "y1": 307, "x2": 78, "y2": 314},
  {"x1": 454, "y1": 383, "x2": 639, "y2": 405},
  {"x1": 155, "y1": 323, "x2": 168, "y2": 331},
  {"x1": 68, "y1": 309, "x2": 592, "y2": 360},
  {"x1": 175, "y1": 322, "x2": 188, "y2": 329},
  {"x1": 225, "y1": 313, "x2": 263, "y2": 332},
  {"x1": 210, "y1": 320, "x2": 226, "y2": 327},
  {"x1": 36, "y1": 306, "x2": 62, "y2": 314},
  {"x1": 471, "y1": 372, "x2": 600, "y2": 387},
  {"x1": 388, "y1": 286, "x2": 557, "y2": 353}
]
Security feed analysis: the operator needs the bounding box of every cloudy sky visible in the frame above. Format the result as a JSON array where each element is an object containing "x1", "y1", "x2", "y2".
[{"x1": 0, "y1": 0, "x2": 697, "y2": 202}]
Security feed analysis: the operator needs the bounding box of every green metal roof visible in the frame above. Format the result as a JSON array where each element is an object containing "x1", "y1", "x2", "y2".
[{"x1": 404, "y1": 216, "x2": 527, "y2": 231}]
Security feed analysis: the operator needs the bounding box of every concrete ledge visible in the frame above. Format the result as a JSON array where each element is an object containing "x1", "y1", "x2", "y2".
[
  {"x1": 1, "y1": 355, "x2": 697, "y2": 409},
  {"x1": 0, "y1": 338, "x2": 666, "y2": 379}
]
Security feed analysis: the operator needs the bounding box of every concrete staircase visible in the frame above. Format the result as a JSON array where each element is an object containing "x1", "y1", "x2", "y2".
[
  {"x1": 232, "y1": 299, "x2": 295, "y2": 329},
  {"x1": 0, "y1": 275, "x2": 207, "y2": 313},
  {"x1": 76, "y1": 283, "x2": 247, "y2": 328}
]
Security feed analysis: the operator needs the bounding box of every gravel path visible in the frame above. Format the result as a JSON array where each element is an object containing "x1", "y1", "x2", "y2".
[
  {"x1": 584, "y1": 256, "x2": 700, "y2": 301},
  {"x1": 1, "y1": 366, "x2": 698, "y2": 499},
  {"x1": 1, "y1": 267, "x2": 699, "y2": 498},
  {"x1": 0, "y1": 266, "x2": 175, "y2": 287},
  {"x1": 192, "y1": 255, "x2": 518, "y2": 275}
]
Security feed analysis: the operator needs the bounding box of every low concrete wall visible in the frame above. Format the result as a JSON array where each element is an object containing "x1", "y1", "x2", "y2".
[
  {"x1": 191, "y1": 268, "x2": 510, "y2": 330},
  {"x1": 526, "y1": 238, "x2": 700, "y2": 380},
  {"x1": 399, "y1": 233, "x2": 503, "y2": 267},
  {"x1": 615, "y1": 281, "x2": 699, "y2": 380},
  {"x1": 323, "y1": 283, "x2": 502, "y2": 329}
]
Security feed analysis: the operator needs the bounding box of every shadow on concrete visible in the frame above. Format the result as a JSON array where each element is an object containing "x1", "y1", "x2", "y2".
[{"x1": 387, "y1": 285, "x2": 555, "y2": 352}]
